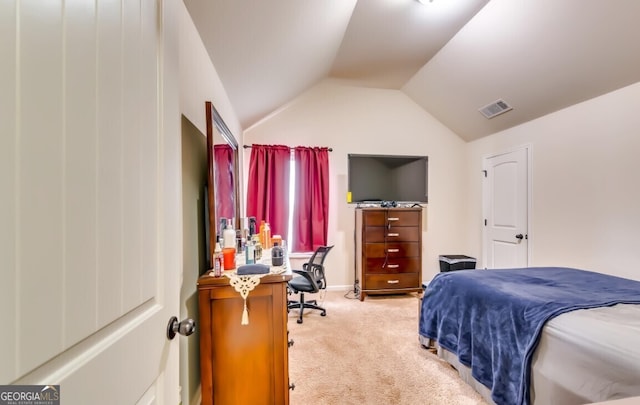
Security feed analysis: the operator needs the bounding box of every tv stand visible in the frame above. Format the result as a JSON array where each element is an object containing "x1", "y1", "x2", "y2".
[{"x1": 355, "y1": 207, "x2": 423, "y2": 301}]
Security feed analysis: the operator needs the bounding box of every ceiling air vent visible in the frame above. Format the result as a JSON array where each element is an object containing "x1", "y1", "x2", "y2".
[{"x1": 479, "y1": 99, "x2": 513, "y2": 119}]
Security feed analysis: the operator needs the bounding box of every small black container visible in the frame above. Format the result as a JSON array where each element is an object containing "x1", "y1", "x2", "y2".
[
  {"x1": 271, "y1": 242, "x2": 284, "y2": 267},
  {"x1": 439, "y1": 255, "x2": 476, "y2": 272}
]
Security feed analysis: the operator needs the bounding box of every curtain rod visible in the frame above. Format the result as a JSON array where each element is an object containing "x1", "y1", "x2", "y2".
[{"x1": 243, "y1": 144, "x2": 333, "y2": 152}]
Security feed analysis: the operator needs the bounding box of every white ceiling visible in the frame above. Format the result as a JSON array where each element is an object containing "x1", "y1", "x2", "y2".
[{"x1": 184, "y1": 0, "x2": 640, "y2": 142}]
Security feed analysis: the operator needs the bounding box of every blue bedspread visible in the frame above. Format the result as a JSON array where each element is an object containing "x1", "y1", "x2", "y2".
[{"x1": 419, "y1": 267, "x2": 640, "y2": 405}]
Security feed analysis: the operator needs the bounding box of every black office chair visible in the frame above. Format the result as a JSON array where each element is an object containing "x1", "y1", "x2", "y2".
[{"x1": 287, "y1": 245, "x2": 334, "y2": 324}]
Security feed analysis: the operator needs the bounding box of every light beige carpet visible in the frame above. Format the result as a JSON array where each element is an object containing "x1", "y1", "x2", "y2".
[{"x1": 287, "y1": 290, "x2": 489, "y2": 405}]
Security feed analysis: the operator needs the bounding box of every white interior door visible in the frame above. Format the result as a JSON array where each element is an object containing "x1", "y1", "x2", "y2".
[
  {"x1": 0, "y1": 1, "x2": 181, "y2": 403},
  {"x1": 482, "y1": 147, "x2": 530, "y2": 269}
]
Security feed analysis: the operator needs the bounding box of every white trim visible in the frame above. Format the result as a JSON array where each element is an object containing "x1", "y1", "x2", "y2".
[
  {"x1": 190, "y1": 386, "x2": 202, "y2": 405},
  {"x1": 326, "y1": 285, "x2": 351, "y2": 292},
  {"x1": 287, "y1": 252, "x2": 312, "y2": 259}
]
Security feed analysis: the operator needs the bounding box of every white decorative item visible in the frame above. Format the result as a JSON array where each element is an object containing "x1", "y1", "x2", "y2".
[
  {"x1": 223, "y1": 266, "x2": 287, "y2": 325},
  {"x1": 226, "y1": 274, "x2": 265, "y2": 325}
]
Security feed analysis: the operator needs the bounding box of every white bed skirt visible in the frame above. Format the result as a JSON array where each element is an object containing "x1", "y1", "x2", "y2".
[{"x1": 420, "y1": 304, "x2": 640, "y2": 405}]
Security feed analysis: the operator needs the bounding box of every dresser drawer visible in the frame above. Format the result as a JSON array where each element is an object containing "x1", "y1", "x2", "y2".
[
  {"x1": 363, "y1": 210, "x2": 421, "y2": 227},
  {"x1": 363, "y1": 226, "x2": 420, "y2": 243},
  {"x1": 364, "y1": 273, "x2": 420, "y2": 290},
  {"x1": 364, "y1": 257, "x2": 420, "y2": 273},
  {"x1": 364, "y1": 242, "x2": 419, "y2": 258}
]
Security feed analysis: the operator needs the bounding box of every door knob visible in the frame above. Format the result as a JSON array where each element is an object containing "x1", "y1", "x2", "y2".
[
  {"x1": 166, "y1": 316, "x2": 196, "y2": 340},
  {"x1": 515, "y1": 234, "x2": 524, "y2": 240}
]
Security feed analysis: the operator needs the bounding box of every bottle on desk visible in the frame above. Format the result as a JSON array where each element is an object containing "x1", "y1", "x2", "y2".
[
  {"x1": 246, "y1": 239, "x2": 255, "y2": 265},
  {"x1": 271, "y1": 242, "x2": 284, "y2": 267},
  {"x1": 262, "y1": 222, "x2": 271, "y2": 249},
  {"x1": 213, "y1": 242, "x2": 223, "y2": 277},
  {"x1": 259, "y1": 220, "x2": 265, "y2": 244},
  {"x1": 223, "y1": 223, "x2": 236, "y2": 249},
  {"x1": 252, "y1": 235, "x2": 262, "y2": 261}
]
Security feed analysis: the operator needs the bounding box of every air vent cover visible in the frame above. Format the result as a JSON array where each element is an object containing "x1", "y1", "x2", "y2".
[{"x1": 479, "y1": 99, "x2": 513, "y2": 119}]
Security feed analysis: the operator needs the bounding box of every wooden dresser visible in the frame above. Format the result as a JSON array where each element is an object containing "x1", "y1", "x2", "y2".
[
  {"x1": 355, "y1": 207, "x2": 423, "y2": 301},
  {"x1": 198, "y1": 269, "x2": 293, "y2": 405}
]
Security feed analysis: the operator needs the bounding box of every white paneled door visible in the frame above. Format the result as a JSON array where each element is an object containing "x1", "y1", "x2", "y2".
[
  {"x1": 1, "y1": 1, "x2": 181, "y2": 404},
  {"x1": 482, "y1": 147, "x2": 530, "y2": 269}
]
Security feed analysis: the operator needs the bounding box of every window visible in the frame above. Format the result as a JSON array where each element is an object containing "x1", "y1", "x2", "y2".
[{"x1": 246, "y1": 144, "x2": 329, "y2": 253}]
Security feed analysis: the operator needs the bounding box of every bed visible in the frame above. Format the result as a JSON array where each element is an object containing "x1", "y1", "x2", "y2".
[{"x1": 418, "y1": 267, "x2": 640, "y2": 405}]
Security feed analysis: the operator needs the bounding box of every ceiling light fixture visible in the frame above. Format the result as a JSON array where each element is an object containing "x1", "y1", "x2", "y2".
[{"x1": 417, "y1": 0, "x2": 434, "y2": 4}]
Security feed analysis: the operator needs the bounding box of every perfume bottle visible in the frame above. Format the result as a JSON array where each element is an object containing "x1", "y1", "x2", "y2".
[{"x1": 246, "y1": 239, "x2": 255, "y2": 265}]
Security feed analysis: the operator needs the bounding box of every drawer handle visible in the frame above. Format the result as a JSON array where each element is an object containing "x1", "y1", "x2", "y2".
[
  {"x1": 387, "y1": 280, "x2": 400, "y2": 284},
  {"x1": 388, "y1": 217, "x2": 399, "y2": 221},
  {"x1": 387, "y1": 264, "x2": 399, "y2": 268},
  {"x1": 387, "y1": 248, "x2": 399, "y2": 253},
  {"x1": 387, "y1": 233, "x2": 399, "y2": 237}
]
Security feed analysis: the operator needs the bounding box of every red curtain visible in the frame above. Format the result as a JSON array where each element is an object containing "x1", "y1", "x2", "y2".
[
  {"x1": 214, "y1": 144, "x2": 235, "y2": 221},
  {"x1": 246, "y1": 145, "x2": 291, "y2": 241},
  {"x1": 292, "y1": 147, "x2": 329, "y2": 252}
]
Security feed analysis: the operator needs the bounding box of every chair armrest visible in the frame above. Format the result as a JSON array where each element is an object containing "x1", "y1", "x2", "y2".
[
  {"x1": 291, "y1": 268, "x2": 320, "y2": 292},
  {"x1": 292, "y1": 269, "x2": 309, "y2": 277}
]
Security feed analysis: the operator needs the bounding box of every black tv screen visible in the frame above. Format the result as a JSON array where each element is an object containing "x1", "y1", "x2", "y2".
[{"x1": 348, "y1": 154, "x2": 428, "y2": 203}]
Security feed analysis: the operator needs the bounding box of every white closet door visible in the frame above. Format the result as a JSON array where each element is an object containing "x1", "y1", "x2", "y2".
[{"x1": 483, "y1": 147, "x2": 530, "y2": 269}]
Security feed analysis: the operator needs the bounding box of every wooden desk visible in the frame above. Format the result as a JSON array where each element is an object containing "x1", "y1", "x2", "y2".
[{"x1": 198, "y1": 265, "x2": 293, "y2": 405}]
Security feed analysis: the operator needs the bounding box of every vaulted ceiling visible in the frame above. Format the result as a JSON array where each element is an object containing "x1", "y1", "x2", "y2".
[{"x1": 184, "y1": 0, "x2": 640, "y2": 142}]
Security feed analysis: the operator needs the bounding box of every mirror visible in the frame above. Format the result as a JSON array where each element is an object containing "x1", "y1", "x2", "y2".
[{"x1": 206, "y1": 101, "x2": 241, "y2": 264}]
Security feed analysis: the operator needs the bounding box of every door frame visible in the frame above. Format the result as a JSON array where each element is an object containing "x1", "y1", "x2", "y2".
[{"x1": 481, "y1": 144, "x2": 533, "y2": 269}]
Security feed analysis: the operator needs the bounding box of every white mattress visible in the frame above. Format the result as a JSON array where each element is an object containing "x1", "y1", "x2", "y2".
[
  {"x1": 422, "y1": 303, "x2": 640, "y2": 405},
  {"x1": 531, "y1": 303, "x2": 640, "y2": 404}
]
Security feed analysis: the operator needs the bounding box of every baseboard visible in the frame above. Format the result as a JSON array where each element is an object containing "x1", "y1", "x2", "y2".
[
  {"x1": 326, "y1": 285, "x2": 352, "y2": 292},
  {"x1": 190, "y1": 386, "x2": 201, "y2": 405}
]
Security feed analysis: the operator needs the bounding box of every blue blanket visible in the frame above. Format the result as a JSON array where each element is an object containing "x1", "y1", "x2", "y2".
[{"x1": 419, "y1": 267, "x2": 640, "y2": 405}]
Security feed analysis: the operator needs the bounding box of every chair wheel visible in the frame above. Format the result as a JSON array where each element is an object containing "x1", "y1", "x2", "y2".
[
  {"x1": 321, "y1": 312, "x2": 326, "y2": 316},
  {"x1": 297, "y1": 319, "x2": 303, "y2": 324}
]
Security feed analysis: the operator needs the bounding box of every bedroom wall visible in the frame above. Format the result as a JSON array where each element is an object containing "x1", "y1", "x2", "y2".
[
  {"x1": 243, "y1": 79, "x2": 470, "y2": 288},
  {"x1": 465, "y1": 81, "x2": 640, "y2": 281},
  {"x1": 178, "y1": 4, "x2": 243, "y2": 404},
  {"x1": 179, "y1": 3, "x2": 241, "y2": 140},
  {"x1": 180, "y1": 115, "x2": 207, "y2": 405}
]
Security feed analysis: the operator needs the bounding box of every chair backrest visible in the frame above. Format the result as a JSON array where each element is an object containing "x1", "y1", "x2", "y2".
[{"x1": 303, "y1": 245, "x2": 334, "y2": 290}]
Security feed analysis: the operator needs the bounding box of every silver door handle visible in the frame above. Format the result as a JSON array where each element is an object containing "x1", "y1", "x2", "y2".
[
  {"x1": 166, "y1": 316, "x2": 196, "y2": 340},
  {"x1": 387, "y1": 249, "x2": 399, "y2": 253},
  {"x1": 387, "y1": 233, "x2": 399, "y2": 237},
  {"x1": 387, "y1": 280, "x2": 400, "y2": 284}
]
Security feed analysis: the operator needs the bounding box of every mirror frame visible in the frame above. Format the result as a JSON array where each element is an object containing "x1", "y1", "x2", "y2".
[{"x1": 205, "y1": 101, "x2": 241, "y2": 264}]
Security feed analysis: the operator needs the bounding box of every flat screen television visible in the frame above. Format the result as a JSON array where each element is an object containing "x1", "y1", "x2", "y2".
[{"x1": 348, "y1": 154, "x2": 428, "y2": 204}]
